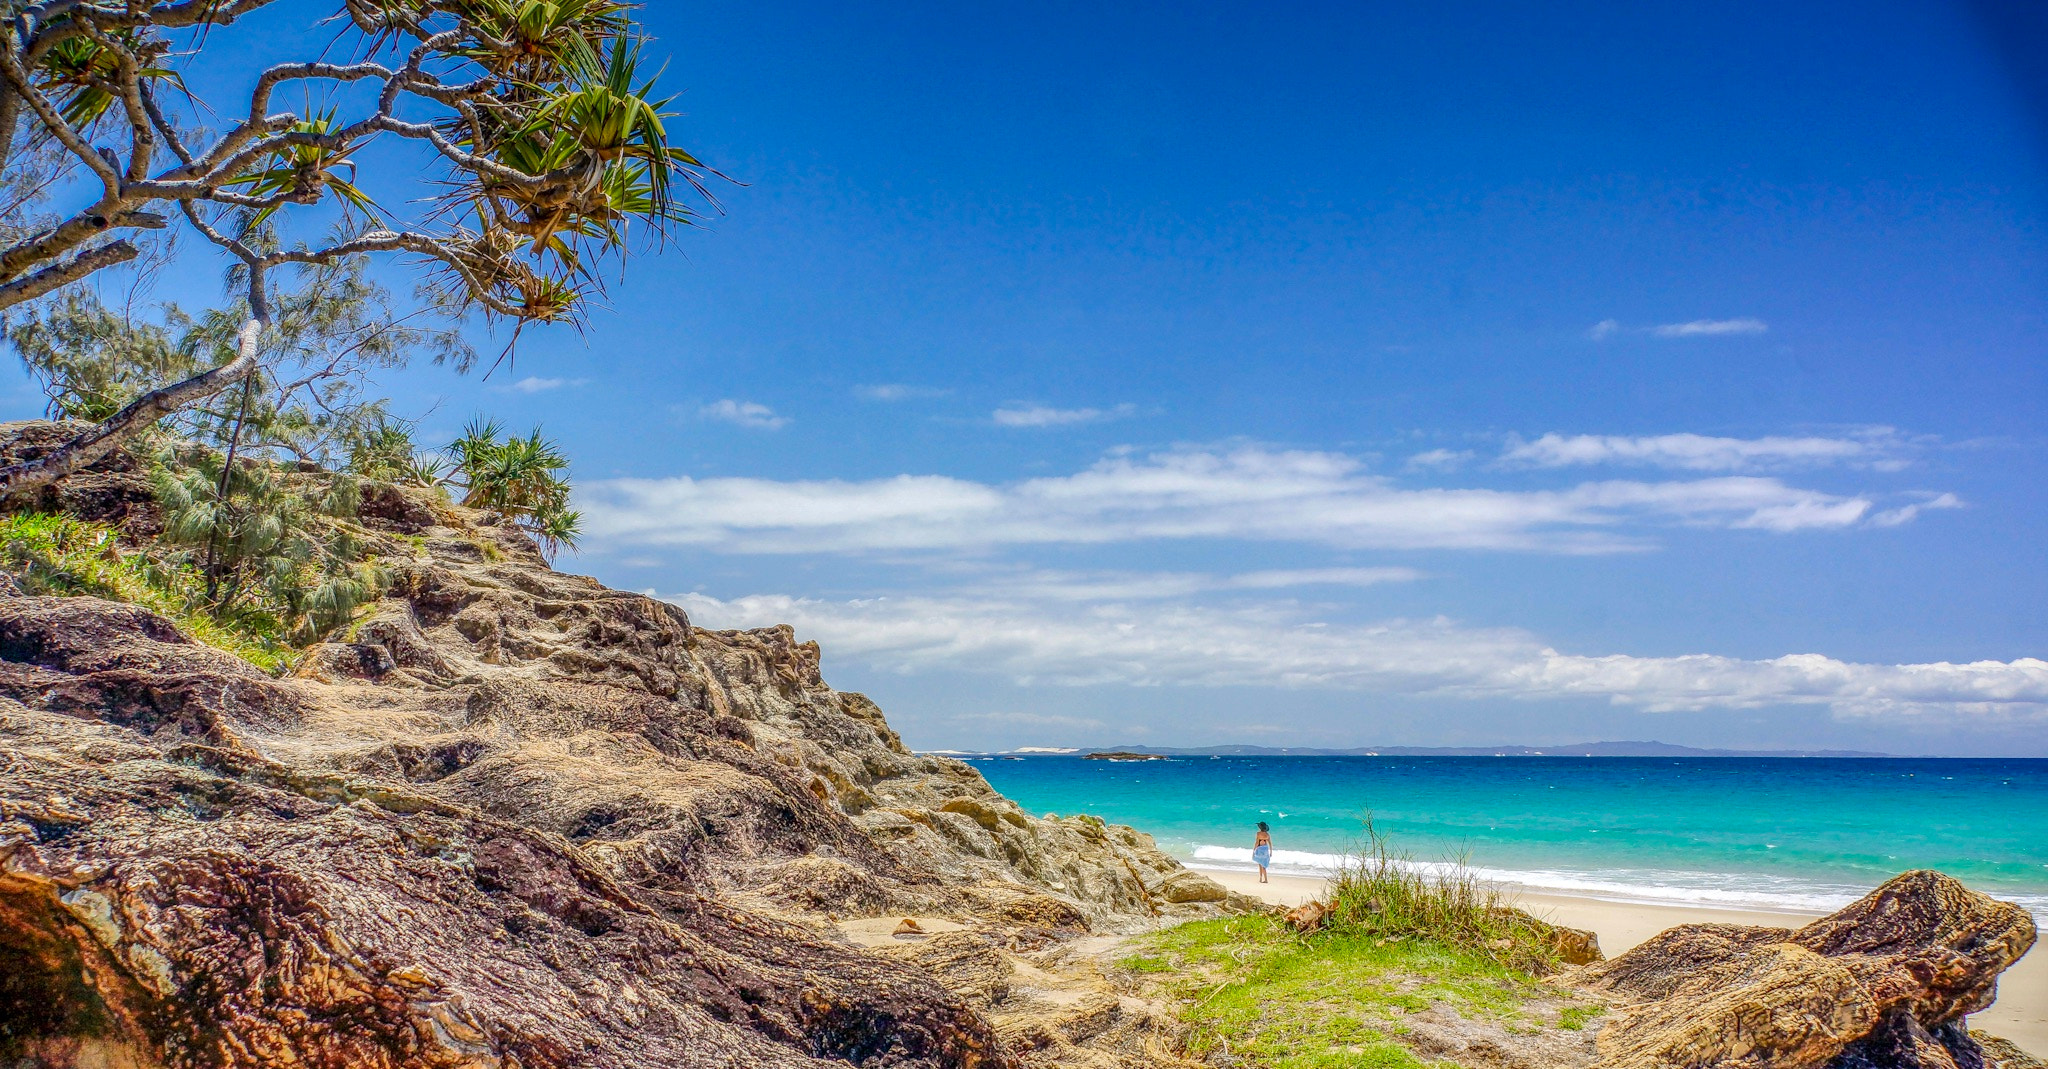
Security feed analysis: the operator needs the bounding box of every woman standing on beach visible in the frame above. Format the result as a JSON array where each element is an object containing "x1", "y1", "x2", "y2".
[{"x1": 1253, "y1": 821, "x2": 1272, "y2": 884}]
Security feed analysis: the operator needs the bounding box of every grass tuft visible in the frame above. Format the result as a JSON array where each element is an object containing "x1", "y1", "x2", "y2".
[{"x1": 1323, "y1": 816, "x2": 1561, "y2": 974}]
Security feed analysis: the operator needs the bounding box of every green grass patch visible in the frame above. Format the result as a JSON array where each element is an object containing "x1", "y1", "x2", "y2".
[
  {"x1": 1558, "y1": 1005, "x2": 1603, "y2": 1031},
  {"x1": 1128, "y1": 913, "x2": 1554, "y2": 1068},
  {"x1": 0, "y1": 512, "x2": 299, "y2": 673}
]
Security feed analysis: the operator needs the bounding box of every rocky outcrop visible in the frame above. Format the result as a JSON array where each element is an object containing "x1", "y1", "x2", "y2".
[
  {"x1": 0, "y1": 426, "x2": 1258, "y2": 1069},
  {"x1": 1571, "y1": 870, "x2": 2037, "y2": 1069}
]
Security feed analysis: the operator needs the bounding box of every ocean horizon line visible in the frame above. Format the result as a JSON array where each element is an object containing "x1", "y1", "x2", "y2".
[{"x1": 924, "y1": 741, "x2": 2035, "y2": 759}]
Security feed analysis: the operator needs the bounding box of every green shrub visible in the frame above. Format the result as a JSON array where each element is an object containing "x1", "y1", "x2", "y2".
[
  {"x1": 150, "y1": 451, "x2": 390, "y2": 644},
  {"x1": 0, "y1": 512, "x2": 296, "y2": 672}
]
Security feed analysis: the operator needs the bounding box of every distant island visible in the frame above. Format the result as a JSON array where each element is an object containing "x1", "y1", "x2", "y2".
[{"x1": 938, "y1": 740, "x2": 1897, "y2": 758}]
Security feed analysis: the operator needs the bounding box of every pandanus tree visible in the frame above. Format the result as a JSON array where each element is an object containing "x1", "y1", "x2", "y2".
[
  {"x1": 0, "y1": 0, "x2": 715, "y2": 494},
  {"x1": 445, "y1": 417, "x2": 579, "y2": 558}
]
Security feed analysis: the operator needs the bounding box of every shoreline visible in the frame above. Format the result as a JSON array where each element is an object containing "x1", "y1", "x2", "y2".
[{"x1": 1197, "y1": 866, "x2": 2047, "y2": 1055}]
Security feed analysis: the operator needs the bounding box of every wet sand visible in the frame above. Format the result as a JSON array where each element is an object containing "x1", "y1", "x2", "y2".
[{"x1": 1202, "y1": 868, "x2": 2045, "y2": 1055}]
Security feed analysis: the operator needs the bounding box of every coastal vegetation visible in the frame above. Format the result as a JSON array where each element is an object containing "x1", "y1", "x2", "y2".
[
  {"x1": 1118, "y1": 824, "x2": 1599, "y2": 1068},
  {"x1": 4, "y1": 210, "x2": 585, "y2": 668},
  {"x1": 0, "y1": 416, "x2": 581, "y2": 672},
  {"x1": 0, "y1": 509, "x2": 301, "y2": 670},
  {"x1": 1122, "y1": 913, "x2": 1589, "y2": 1068}
]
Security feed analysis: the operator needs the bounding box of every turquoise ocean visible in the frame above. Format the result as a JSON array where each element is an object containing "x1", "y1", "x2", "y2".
[{"x1": 971, "y1": 756, "x2": 2048, "y2": 920}]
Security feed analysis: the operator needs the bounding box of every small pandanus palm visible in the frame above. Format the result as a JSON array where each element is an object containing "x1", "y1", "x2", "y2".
[
  {"x1": 473, "y1": 35, "x2": 711, "y2": 251},
  {"x1": 226, "y1": 110, "x2": 380, "y2": 222},
  {"x1": 445, "y1": 419, "x2": 580, "y2": 557},
  {"x1": 450, "y1": 0, "x2": 632, "y2": 83}
]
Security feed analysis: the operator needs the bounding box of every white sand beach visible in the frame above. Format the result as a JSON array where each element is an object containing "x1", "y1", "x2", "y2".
[{"x1": 1203, "y1": 868, "x2": 2047, "y2": 1055}]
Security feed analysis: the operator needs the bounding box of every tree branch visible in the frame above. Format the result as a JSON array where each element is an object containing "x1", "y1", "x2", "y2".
[
  {"x1": 0, "y1": 239, "x2": 139, "y2": 308},
  {"x1": 0, "y1": 312, "x2": 264, "y2": 495}
]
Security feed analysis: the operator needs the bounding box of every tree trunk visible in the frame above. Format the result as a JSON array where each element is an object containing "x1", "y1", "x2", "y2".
[{"x1": 0, "y1": 317, "x2": 264, "y2": 496}]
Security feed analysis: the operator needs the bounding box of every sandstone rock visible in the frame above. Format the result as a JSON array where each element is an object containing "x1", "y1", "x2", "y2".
[
  {"x1": 1573, "y1": 870, "x2": 2037, "y2": 1069},
  {"x1": 1550, "y1": 923, "x2": 1604, "y2": 967},
  {"x1": 875, "y1": 931, "x2": 1014, "y2": 1008},
  {"x1": 0, "y1": 423, "x2": 1261, "y2": 1068},
  {"x1": 1789, "y1": 868, "x2": 2036, "y2": 1027},
  {"x1": 1574, "y1": 922, "x2": 1795, "y2": 1001},
  {"x1": 1146, "y1": 869, "x2": 1227, "y2": 904},
  {"x1": 2, "y1": 701, "x2": 1005, "y2": 1068},
  {"x1": 1590, "y1": 942, "x2": 1876, "y2": 1068},
  {"x1": 1973, "y1": 1030, "x2": 2048, "y2": 1069}
]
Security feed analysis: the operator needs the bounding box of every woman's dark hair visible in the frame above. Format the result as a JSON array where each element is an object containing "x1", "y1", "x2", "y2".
[{"x1": 1256, "y1": 821, "x2": 1269, "y2": 832}]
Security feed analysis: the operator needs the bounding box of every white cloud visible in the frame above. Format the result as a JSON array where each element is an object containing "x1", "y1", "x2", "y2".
[
  {"x1": 501, "y1": 376, "x2": 585, "y2": 394},
  {"x1": 857, "y1": 384, "x2": 950, "y2": 401},
  {"x1": 1871, "y1": 493, "x2": 1964, "y2": 527},
  {"x1": 1406, "y1": 448, "x2": 1473, "y2": 471},
  {"x1": 669, "y1": 590, "x2": 2048, "y2": 721},
  {"x1": 1501, "y1": 430, "x2": 1910, "y2": 472},
  {"x1": 699, "y1": 399, "x2": 790, "y2": 430},
  {"x1": 1651, "y1": 318, "x2": 1769, "y2": 338},
  {"x1": 1226, "y1": 567, "x2": 1425, "y2": 590},
  {"x1": 1587, "y1": 319, "x2": 1621, "y2": 341},
  {"x1": 962, "y1": 566, "x2": 1426, "y2": 602},
  {"x1": 992, "y1": 403, "x2": 1137, "y2": 428},
  {"x1": 580, "y1": 445, "x2": 1930, "y2": 555}
]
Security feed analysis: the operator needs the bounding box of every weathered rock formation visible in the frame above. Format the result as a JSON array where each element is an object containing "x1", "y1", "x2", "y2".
[
  {"x1": 1571, "y1": 870, "x2": 2037, "y2": 1069},
  {"x1": 0, "y1": 423, "x2": 1258, "y2": 1069}
]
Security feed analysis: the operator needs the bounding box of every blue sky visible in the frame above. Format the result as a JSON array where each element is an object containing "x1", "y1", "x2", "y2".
[{"x1": 11, "y1": 1, "x2": 2048, "y2": 753}]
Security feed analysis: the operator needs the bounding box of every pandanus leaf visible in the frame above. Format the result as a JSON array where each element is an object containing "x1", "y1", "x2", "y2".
[{"x1": 37, "y1": 35, "x2": 185, "y2": 129}]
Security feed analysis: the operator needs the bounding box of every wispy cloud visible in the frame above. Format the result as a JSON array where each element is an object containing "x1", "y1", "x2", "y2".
[
  {"x1": 581, "y1": 444, "x2": 1942, "y2": 555},
  {"x1": 1587, "y1": 318, "x2": 1769, "y2": 340},
  {"x1": 857, "y1": 384, "x2": 951, "y2": 402},
  {"x1": 501, "y1": 376, "x2": 586, "y2": 394},
  {"x1": 699, "y1": 399, "x2": 790, "y2": 430},
  {"x1": 1651, "y1": 318, "x2": 1769, "y2": 337},
  {"x1": 1406, "y1": 448, "x2": 1473, "y2": 471},
  {"x1": 1500, "y1": 430, "x2": 1913, "y2": 472},
  {"x1": 1871, "y1": 493, "x2": 1964, "y2": 527},
  {"x1": 963, "y1": 566, "x2": 1426, "y2": 602},
  {"x1": 671, "y1": 590, "x2": 2048, "y2": 720},
  {"x1": 992, "y1": 402, "x2": 1137, "y2": 428}
]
